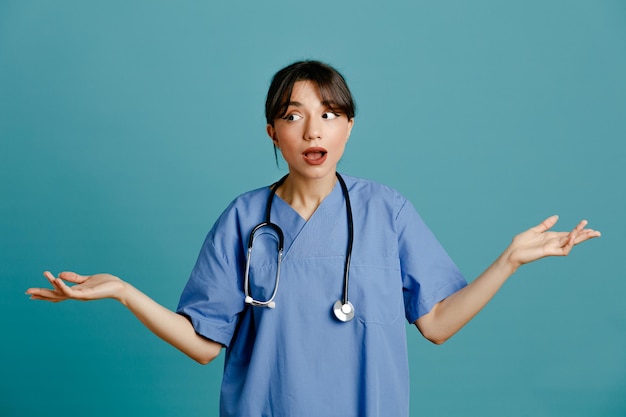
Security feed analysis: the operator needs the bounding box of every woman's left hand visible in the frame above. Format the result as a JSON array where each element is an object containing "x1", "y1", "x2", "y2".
[
  {"x1": 506, "y1": 215, "x2": 601, "y2": 269},
  {"x1": 415, "y1": 216, "x2": 600, "y2": 344}
]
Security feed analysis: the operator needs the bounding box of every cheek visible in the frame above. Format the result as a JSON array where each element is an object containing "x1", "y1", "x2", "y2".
[
  {"x1": 273, "y1": 125, "x2": 300, "y2": 145},
  {"x1": 275, "y1": 138, "x2": 299, "y2": 157}
]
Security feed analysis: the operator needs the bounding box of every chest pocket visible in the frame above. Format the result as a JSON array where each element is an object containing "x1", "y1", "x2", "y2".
[{"x1": 350, "y1": 257, "x2": 404, "y2": 325}]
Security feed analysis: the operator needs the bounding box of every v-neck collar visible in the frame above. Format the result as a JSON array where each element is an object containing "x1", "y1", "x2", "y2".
[{"x1": 269, "y1": 179, "x2": 343, "y2": 259}]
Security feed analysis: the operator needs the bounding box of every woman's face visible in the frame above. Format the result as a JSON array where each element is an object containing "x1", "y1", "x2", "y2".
[{"x1": 266, "y1": 80, "x2": 354, "y2": 183}]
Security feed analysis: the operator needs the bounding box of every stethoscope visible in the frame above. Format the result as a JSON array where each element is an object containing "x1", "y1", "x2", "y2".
[{"x1": 243, "y1": 172, "x2": 355, "y2": 322}]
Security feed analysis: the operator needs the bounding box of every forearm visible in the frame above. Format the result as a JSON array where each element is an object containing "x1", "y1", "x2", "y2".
[
  {"x1": 415, "y1": 249, "x2": 518, "y2": 344},
  {"x1": 118, "y1": 282, "x2": 222, "y2": 364}
]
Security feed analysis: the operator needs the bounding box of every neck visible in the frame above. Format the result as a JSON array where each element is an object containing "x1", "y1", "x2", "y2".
[{"x1": 275, "y1": 172, "x2": 337, "y2": 221}]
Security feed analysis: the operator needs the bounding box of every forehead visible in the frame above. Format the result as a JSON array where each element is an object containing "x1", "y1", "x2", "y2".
[
  {"x1": 288, "y1": 80, "x2": 322, "y2": 101},
  {"x1": 287, "y1": 80, "x2": 342, "y2": 109}
]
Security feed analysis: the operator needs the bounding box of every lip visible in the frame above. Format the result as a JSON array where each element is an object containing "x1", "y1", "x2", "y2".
[{"x1": 302, "y1": 147, "x2": 328, "y2": 165}]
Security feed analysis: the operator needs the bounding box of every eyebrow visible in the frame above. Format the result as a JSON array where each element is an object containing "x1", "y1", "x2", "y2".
[{"x1": 286, "y1": 100, "x2": 338, "y2": 108}]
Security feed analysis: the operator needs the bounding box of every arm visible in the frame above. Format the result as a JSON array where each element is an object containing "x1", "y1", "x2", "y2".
[
  {"x1": 26, "y1": 271, "x2": 222, "y2": 364},
  {"x1": 415, "y1": 216, "x2": 601, "y2": 345}
]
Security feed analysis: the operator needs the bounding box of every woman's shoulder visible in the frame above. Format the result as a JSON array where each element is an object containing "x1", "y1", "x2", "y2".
[
  {"x1": 206, "y1": 184, "x2": 271, "y2": 234},
  {"x1": 339, "y1": 174, "x2": 414, "y2": 222},
  {"x1": 230, "y1": 184, "x2": 271, "y2": 206},
  {"x1": 340, "y1": 174, "x2": 408, "y2": 203},
  {"x1": 219, "y1": 184, "x2": 271, "y2": 220}
]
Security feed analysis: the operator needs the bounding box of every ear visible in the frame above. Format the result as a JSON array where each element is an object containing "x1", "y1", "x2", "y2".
[
  {"x1": 346, "y1": 118, "x2": 355, "y2": 141},
  {"x1": 266, "y1": 124, "x2": 279, "y2": 147}
]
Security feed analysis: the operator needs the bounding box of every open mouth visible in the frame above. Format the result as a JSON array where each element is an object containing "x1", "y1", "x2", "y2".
[{"x1": 303, "y1": 147, "x2": 328, "y2": 165}]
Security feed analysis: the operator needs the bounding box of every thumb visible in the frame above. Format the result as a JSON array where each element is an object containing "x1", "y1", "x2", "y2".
[
  {"x1": 532, "y1": 215, "x2": 559, "y2": 233},
  {"x1": 58, "y1": 271, "x2": 89, "y2": 284}
]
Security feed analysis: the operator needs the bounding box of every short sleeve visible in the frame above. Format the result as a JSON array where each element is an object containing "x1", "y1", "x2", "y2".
[
  {"x1": 176, "y1": 210, "x2": 246, "y2": 348},
  {"x1": 397, "y1": 200, "x2": 467, "y2": 323}
]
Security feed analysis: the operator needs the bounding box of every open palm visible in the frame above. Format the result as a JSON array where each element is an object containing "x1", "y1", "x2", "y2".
[
  {"x1": 27, "y1": 271, "x2": 125, "y2": 302},
  {"x1": 507, "y1": 215, "x2": 601, "y2": 268}
]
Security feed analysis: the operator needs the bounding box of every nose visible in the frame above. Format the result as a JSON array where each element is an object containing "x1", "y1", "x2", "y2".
[{"x1": 304, "y1": 116, "x2": 321, "y2": 141}]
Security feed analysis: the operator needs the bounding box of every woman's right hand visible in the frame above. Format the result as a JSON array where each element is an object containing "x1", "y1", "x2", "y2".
[
  {"x1": 27, "y1": 271, "x2": 127, "y2": 303},
  {"x1": 27, "y1": 271, "x2": 222, "y2": 364}
]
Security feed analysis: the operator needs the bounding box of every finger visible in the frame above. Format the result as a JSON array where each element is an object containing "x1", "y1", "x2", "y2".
[
  {"x1": 574, "y1": 220, "x2": 588, "y2": 233},
  {"x1": 28, "y1": 293, "x2": 59, "y2": 302},
  {"x1": 49, "y1": 277, "x2": 68, "y2": 296},
  {"x1": 565, "y1": 220, "x2": 589, "y2": 247},
  {"x1": 43, "y1": 271, "x2": 71, "y2": 294},
  {"x1": 573, "y1": 229, "x2": 602, "y2": 245},
  {"x1": 53, "y1": 277, "x2": 77, "y2": 297},
  {"x1": 566, "y1": 225, "x2": 582, "y2": 247},
  {"x1": 26, "y1": 287, "x2": 67, "y2": 302},
  {"x1": 533, "y1": 215, "x2": 559, "y2": 233},
  {"x1": 43, "y1": 271, "x2": 57, "y2": 283},
  {"x1": 584, "y1": 229, "x2": 601, "y2": 238}
]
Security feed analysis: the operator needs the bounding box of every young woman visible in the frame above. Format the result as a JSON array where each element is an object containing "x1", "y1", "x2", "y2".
[{"x1": 27, "y1": 61, "x2": 600, "y2": 417}]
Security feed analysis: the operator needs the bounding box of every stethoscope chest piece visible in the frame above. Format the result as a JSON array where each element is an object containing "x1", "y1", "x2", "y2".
[{"x1": 333, "y1": 300, "x2": 355, "y2": 322}]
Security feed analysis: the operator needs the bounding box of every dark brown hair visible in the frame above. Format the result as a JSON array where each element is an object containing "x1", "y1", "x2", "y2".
[{"x1": 265, "y1": 60, "x2": 356, "y2": 126}]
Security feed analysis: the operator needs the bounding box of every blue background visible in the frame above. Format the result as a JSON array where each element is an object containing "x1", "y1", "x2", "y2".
[{"x1": 1, "y1": 1, "x2": 625, "y2": 416}]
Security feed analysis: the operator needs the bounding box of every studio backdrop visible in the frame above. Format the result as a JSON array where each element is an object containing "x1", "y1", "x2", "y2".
[{"x1": 1, "y1": 1, "x2": 624, "y2": 416}]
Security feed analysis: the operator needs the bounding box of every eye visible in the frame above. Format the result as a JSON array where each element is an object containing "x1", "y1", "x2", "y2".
[
  {"x1": 322, "y1": 112, "x2": 339, "y2": 120},
  {"x1": 282, "y1": 113, "x2": 302, "y2": 121}
]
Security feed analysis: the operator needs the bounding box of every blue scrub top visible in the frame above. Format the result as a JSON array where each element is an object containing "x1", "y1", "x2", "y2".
[{"x1": 177, "y1": 174, "x2": 467, "y2": 417}]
